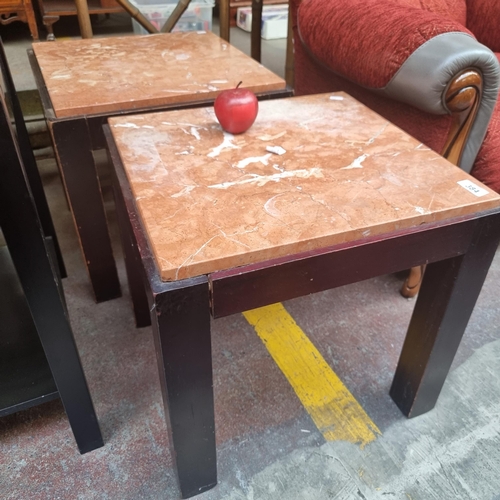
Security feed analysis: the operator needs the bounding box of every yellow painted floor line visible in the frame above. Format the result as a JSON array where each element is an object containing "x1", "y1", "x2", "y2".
[{"x1": 243, "y1": 303, "x2": 381, "y2": 447}]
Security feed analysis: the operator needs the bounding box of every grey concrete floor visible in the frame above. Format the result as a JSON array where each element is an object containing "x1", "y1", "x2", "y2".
[{"x1": 1, "y1": 14, "x2": 500, "y2": 500}]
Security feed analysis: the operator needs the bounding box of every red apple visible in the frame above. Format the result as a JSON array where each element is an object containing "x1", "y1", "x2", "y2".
[{"x1": 214, "y1": 82, "x2": 258, "y2": 134}]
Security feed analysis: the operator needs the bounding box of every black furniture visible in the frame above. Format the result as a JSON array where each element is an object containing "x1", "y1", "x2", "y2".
[
  {"x1": 0, "y1": 38, "x2": 66, "y2": 278},
  {"x1": 0, "y1": 52, "x2": 103, "y2": 453}
]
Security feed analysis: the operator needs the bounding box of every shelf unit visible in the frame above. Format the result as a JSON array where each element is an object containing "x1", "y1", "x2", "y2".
[{"x1": 0, "y1": 245, "x2": 59, "y2": 417}]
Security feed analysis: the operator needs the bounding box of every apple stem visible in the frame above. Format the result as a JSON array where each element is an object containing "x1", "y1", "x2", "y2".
[{"x1": 236, "y1": 81, "x2": 243, "y2": 89}]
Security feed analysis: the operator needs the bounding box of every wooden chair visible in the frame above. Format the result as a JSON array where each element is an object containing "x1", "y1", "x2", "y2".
[{"x1": 0, "y1": 65, "x2": 103, "y2": 455}]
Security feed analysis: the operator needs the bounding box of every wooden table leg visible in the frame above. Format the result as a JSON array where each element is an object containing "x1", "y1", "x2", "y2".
[
  {"x1": 390, "y1": 212, "x2": 500, "y2": 417},
  {"x1": 40, "y1": 291, "x2": 104, "y2": 454},
  {"x1": 107, "y1": 127, "x2": 215, "y2": 495},
  {"x1": 51, "y1": 119, "x2": 121, "y2": 303},
  {"x1": 219, "y1": 0, "x2": 230, "y2": 41},
  {"x1": 109, "y1": 149, "x2": 151, "y2": 327},
  {"x1": 151, "y1": 279, "x2": 217, "y2": 499}
]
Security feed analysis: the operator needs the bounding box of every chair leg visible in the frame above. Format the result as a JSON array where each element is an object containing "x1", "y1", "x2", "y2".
[{"x1": 400, "y1": 264, "x2": 426, "y2": 298}]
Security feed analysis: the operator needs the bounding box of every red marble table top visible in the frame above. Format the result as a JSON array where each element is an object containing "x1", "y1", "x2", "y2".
[
  {"x1": 32, "y1": 31, "x2": 286, "y2": 118},
  {"x1": 108, "y1": 93, "x2": 500, "y2": 281}
]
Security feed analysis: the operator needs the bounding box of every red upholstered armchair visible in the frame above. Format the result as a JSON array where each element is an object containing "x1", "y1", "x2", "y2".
[{"x1": 289, "y1": 0, "x2": 500, "y2": 296}]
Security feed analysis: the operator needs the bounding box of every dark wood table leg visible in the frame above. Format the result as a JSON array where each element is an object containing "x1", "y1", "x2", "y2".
[
  {"x1": 106, "y1": 126, "x2": 216, "y2": 495},
  {"x1": 150, "y1": 278, "x2": 217, "y2": 499},
  {"x1": 13, "y1": 253, "x2": 103, "y2": 455},
  {"x1": 40, "y1": 298, "x2": 105, "y2": 454},
  {"x1": 114, "y1": 195, "x2": 151, "y2": 327},
  {"x1": 51, "y1": 118, "x2": 121, "y2": 303},
  {"x1": 109, "y1": 149, "x2": 151, "y2": 328},
  {"x1": 391, "y1": 213, "x2": 500, "y2": 417},
  {"x1": 251, "y1": 0, "x2": 263, "y2": 62}
]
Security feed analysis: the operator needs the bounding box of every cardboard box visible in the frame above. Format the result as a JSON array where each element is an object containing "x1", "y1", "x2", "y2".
[{"x1": 236, "y1": 4, "x2": 288, "y2": 39}]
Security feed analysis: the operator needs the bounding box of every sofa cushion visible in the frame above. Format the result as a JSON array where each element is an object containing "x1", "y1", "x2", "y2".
[
  {"x1": 466, "y1": 0, "x2": 500, "y2": 52},
  {"x1": 471, "y1": 54, "x2": 500, "y2": 193},
  {"x1": 398, "y1": 0, "x2": 467, "y2": 26},
  {"x1": 298, "y1": 0, "x2": 472, "y2": 89}
]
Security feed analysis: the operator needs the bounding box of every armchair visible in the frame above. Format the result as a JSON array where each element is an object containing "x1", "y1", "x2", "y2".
[{"x1": 289, "y1": 0, "x2": 500, "y2": 296}]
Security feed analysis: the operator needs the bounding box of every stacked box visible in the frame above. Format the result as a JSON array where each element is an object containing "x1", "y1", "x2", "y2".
[
  {"x1": 129, "y1": 0, "x2": 215, "y2": 35},
  {"x1": 236, "y1": 4, "x2": 288, "y2": 40}
]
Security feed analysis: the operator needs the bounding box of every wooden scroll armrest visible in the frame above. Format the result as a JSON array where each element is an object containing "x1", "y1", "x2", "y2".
[
  {"x1": 401, "y1": 69, "x2": 484, "y2": 298},
  {"x1": 442, "y1": 69, "x2": 483, "y2": 166}
]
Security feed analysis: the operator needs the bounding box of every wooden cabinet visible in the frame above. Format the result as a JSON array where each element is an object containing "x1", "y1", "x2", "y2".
[{"x1": 0, "y1": 0, "x2": 39, "y2": 39}]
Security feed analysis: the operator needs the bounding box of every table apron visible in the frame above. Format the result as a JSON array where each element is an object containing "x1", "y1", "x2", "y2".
[
  {"x1": 209, "y1": 216, "x2": 489, "y2": 318},
  {"x1": 105, "y1": 124, "x2": 500, "y2": 322}
]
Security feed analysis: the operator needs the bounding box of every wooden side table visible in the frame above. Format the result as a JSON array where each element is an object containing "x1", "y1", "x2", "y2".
[
  {"x1": 29, "y1": 31, "x2": 289, "y2": 303},
  {"x1": 0, "y1": 0, "x2": 39, "y2": 40},
  {"x1": 105, "y1": 93, "x2": 500, "y2": 497}
]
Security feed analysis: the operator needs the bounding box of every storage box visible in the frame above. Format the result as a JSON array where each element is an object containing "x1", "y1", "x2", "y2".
[
  {"x1": 261, "y1": 15, "x2": 288, "y2": 40},
  {"x1": 130, "y1": 0, "x2": 214, "y2": 35},
  {"x1": 236, "y1": 4, "x2": 288, "y2": 40}
]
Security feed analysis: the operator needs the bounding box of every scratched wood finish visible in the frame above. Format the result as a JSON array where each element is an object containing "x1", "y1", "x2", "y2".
[
  {"x1": 108, "y1": 93, "x2": 500, "y2": 282},
  {"x1": 31, "y1": 31, "x2": 286, "y2": 118}
]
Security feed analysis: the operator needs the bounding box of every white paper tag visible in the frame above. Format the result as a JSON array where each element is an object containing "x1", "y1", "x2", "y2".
[{"x1": 457, "y1": 180, "x2": 489, "y2": 197}]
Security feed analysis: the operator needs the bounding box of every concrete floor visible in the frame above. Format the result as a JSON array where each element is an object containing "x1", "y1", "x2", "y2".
[{"x1": 1, "y1": 13, "x2": 500, "y2": 500}]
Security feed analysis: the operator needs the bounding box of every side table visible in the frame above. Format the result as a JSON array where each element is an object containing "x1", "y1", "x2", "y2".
[
  {"x1": 105, "y1": 93, "x2": 500, "y2": 497},
  {"x1": 29, "y1": 31, "x2": 288, "y2": 302}
]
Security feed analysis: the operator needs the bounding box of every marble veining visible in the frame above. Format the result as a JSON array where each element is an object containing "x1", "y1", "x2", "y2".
[
  {"x1": 32, "y1": 31, "x2": 285, "y2": 118},
  {"x1": 108, "y1": 93, "x2": 500, "y2": 281}
]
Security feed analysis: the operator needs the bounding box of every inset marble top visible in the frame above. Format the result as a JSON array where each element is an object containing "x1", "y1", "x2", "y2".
[
  {"x1": 108, "y1": 93, "x2": 500, "y2": 281},
  {"x1": 32, "y1": 31, "x2": 285, "y2": 118}
]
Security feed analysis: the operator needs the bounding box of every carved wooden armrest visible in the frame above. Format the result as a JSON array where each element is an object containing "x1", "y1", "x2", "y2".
[{"x1": 443, "y1": 69, "x2": 483, "y2": 166}]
